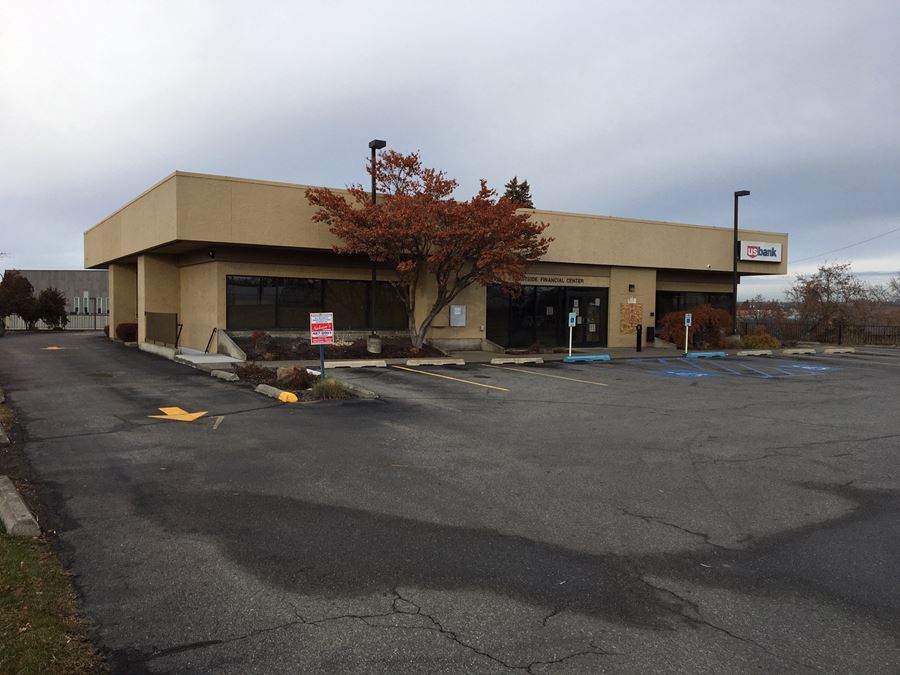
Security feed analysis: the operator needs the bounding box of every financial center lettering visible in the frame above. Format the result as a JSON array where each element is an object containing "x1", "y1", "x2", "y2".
[{"x1": 523, "y1": 274, "x2": 594, "y2": 286}]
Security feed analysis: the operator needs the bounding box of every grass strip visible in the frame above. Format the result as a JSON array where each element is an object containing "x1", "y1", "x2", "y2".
[{"x1": 0, "y1": 533, "x2": 103, "y2": 674}]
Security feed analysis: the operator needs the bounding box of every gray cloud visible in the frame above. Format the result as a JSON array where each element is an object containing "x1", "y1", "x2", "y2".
[{"x1": 1, "y1": 1, "x2": 898, "y2": 297}]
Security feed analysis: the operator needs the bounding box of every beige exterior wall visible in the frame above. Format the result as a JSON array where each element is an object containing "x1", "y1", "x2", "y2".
[
  {"x1": 532, "y1": 209, "x2": 788, "y2": 275},
  {"x1": 176, "y1": 175, "x2": 340, "y2": 250},
  {"x1": 179, "y1": 261, "x2": 221, "y2": 351},
  {"x1": 84, "y1": 175, "x2": 177, "y2": 269},
  {"x1": 108, "y1": 263, "x2": 137, "y2": 337},
  {"x1": 137, "y1": 254, "x2": 180, "y2": 344},
  {"x1": 420, "y1": 278, "x2": 487, "y2": 340},
  {"x1": 607, "y1": 267, "x2": 657, "y2": 348},
  {"x1": 86, "y1": 172, "x2": 788, "y2": 278}
]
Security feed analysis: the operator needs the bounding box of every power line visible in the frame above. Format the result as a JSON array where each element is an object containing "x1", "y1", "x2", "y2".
[{"x1": 789, "y1": 225, "x2": 900, "y2": 265}]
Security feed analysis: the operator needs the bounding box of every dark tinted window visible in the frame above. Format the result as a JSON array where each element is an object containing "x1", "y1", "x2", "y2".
[{"x1": 226, "y1": 275, "x2": 406, "y2": 331}]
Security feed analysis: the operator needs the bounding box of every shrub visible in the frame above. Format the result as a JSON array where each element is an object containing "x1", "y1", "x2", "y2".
[
  {"x1": 37, "y1": 287, "x2": 68, "y2": 329},
  {"x1": 743, "y1": 327, "x2": 780, "y2": 350},
  {"x1": 722, "y1": 334, "x2": 744, "y2": 349},
  {"x1": 18, "y1": 296, "x2": 41, "y2": 330},
  {"x1": 310, "y1": 378, "x2": 351, "y2": 400},
  {"x1": 115, "y1": 323, "x2": 138, "y2": 342},
  {"x1": 658, "y1": 304, "x2": 732, "y2": 349}
]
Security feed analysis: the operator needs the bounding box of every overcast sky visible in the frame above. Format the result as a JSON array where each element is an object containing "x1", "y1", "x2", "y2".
[{"x1": 2, "y1": 1, "x2": 898, "y2": 299}]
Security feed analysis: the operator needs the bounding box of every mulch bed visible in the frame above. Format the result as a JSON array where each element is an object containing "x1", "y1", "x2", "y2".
[
  {"x1": 231, "y1": 364, "x2": 352, "y2": 401},
  {"x1": 232, "y1": 334, "x2": 444, "y2": 361}
]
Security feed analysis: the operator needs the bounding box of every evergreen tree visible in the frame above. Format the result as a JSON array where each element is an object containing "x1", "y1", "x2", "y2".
[{"x1": 502, "y1": 176, "x2": 534, "y2": 208}]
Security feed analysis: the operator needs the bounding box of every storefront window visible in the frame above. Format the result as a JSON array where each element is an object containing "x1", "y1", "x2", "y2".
[
  {"x1": 487, "y1": 284, "x2": 607, "y2": 348},
  {"x1": 325, "y1": 280, "x2": 368, "y2": 330},
  {"x1": 226, "y1": 275, "x2": 406, "y2": 331},
  {"x1": 278, "y1": 278, "x2": 322, "y2": 328}
]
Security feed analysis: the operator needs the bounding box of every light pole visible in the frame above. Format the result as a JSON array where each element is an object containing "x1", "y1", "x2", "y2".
[
  {"x1": 367, "y1": 139, "x2": 386, "y2": 353},
  {"x1": 732, "y1": 189, "x2": 750, "y2": 334}
]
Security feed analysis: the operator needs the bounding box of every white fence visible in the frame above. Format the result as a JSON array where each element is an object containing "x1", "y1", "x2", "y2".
[{"x1": 3, "y1": 313, "x2": 110, "y2": 331}]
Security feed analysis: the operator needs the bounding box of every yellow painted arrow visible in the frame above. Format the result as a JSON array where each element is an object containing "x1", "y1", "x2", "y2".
[{"x1": 148, "y1": 406, "x2": 208, "y2": 423}]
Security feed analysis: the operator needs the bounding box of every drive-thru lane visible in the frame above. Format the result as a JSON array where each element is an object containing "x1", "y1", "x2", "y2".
[{"x1": 1, "y1": 332, "x2": 899, "y2": 674}]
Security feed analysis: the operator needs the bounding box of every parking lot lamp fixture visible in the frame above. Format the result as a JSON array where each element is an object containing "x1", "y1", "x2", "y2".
[
  {"x1": 733, "y1": 190, "x2": 751, "y2": 334},
  {"x1": 367, "y1": 139, "x2": 387, "y2": 346}
]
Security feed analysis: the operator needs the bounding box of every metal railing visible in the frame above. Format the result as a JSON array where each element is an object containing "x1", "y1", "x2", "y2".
[
  {"x1": 3, "y1": 313, "x2": 110, "y2": 331},
  {"x1": 739, "y1": 320, "x2": 900, "y2": 346}
]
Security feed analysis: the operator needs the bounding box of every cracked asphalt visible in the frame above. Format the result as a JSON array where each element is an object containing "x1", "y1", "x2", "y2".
[{"x1": 1, "y1": 332, "x2": 899, "y2": 673}]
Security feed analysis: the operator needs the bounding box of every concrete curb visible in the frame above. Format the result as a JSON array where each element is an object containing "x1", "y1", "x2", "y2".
[
  {"x1": 490, "y1": 357, "x2": 545, "y2": 365},
  {"x1": 737, "y1": 350, "x2": 772, "y2": 357},
  {"x1": 406, "y1": 358, "x2": 466, "y2": 366},
  {"x1": 0, "y1": 475, "x2": 40, "y2": 537},
  {"x1": 824, "y1": 347, "x2": 855, "y2": 355},
  {"x1": 685, "y1": 351, "x2": 726, "y2": 359},
  {"x1": 783, "y1": 348, "x2": 817, "y2": 356},
  {"x1": 254, "y1": 384, "x2": 299, "y2": 403},
  {"x1": 335, "y1": 379, "x2": 379, "y2": 399},
  {"x1": 325, "y1": 360, "x2": 387, "y2": 369},
  {"x1": 211, "y1": 369, "x2": 240, "y2": 381}
]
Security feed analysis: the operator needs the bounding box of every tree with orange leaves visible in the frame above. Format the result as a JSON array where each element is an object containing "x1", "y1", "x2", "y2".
[{"x1": 307, "y1": 151, "x2": 552, "y2": 348}]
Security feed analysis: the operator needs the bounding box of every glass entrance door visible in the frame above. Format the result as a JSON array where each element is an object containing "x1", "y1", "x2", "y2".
[{"x1": 566, "y1": 289, "x2": 608, "y2": 347}]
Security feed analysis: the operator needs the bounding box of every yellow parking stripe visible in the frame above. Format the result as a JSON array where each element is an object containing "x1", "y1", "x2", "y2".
[
  {"x1": 483, "y1": 363, "x2": 608, "y2": 386},
  {"x1": 392, "y1": 365, "x2": 509, "y2": 392}
]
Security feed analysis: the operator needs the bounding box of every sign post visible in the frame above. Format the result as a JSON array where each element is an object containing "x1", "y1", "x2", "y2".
[
  {"x1": 309, "y1": 312, "x2": 335, "y2": 379},
  {"x1": 683, "y1": 313, "x2": 692, "y2": 355},
  {"x1": 568, "y1": 312, "x2": 577, "y2": 357}
]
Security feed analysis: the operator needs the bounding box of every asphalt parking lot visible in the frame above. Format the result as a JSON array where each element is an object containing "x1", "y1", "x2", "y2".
[{"x1": 1, "y1": 332, "x2": 899, "y2": 673}]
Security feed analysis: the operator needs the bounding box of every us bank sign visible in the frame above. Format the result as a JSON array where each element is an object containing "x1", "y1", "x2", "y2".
[{"x1": 739, "y1": 241, "x2": 783, "y2": 262}]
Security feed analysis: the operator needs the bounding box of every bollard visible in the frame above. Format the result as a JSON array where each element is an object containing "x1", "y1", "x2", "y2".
[{"x1": 636, "y1": 323, "x2": 643, "y2": 352}]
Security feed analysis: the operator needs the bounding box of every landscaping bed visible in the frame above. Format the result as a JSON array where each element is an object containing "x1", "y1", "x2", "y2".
[
  {"x1": 232, "y1": 364, "x2": 353, "y2": 401},
  {"x1": 232, "y1": 332, "x2": 444, "y2": 361}
]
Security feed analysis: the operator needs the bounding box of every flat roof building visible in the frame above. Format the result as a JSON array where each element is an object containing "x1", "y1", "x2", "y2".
[
  {"x1": 84, "y1": 171, "x2": 788, "y2": 353},
  {"x1": 14, "y1": 269, "x2": 108, "y2": 316}
]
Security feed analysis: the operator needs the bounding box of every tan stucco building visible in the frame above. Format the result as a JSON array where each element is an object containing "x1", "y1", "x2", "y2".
[{"x1": 84, "y1": 171, "x2": 788, "y2": 353}]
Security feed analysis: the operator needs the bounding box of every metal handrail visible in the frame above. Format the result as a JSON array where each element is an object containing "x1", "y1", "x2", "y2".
[{"x1": 204, "y1": 327, "x2": 218, "y2": 354}]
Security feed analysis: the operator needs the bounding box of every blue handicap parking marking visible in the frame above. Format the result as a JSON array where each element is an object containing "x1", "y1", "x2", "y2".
[
  {"x1": 626, "y1": 357, "x2": 838, "y2": 381},
  {"x1": 657, "y1": 369, "x2": 720, "y2": 378},
  {"x1": 781, "y1": 364, "x2": 835, "y2": 372}
]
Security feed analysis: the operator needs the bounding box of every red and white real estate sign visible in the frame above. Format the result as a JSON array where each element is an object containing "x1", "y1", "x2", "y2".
[{"x1": 309, "y1": 312, "x2": 335, "y2": 345}]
